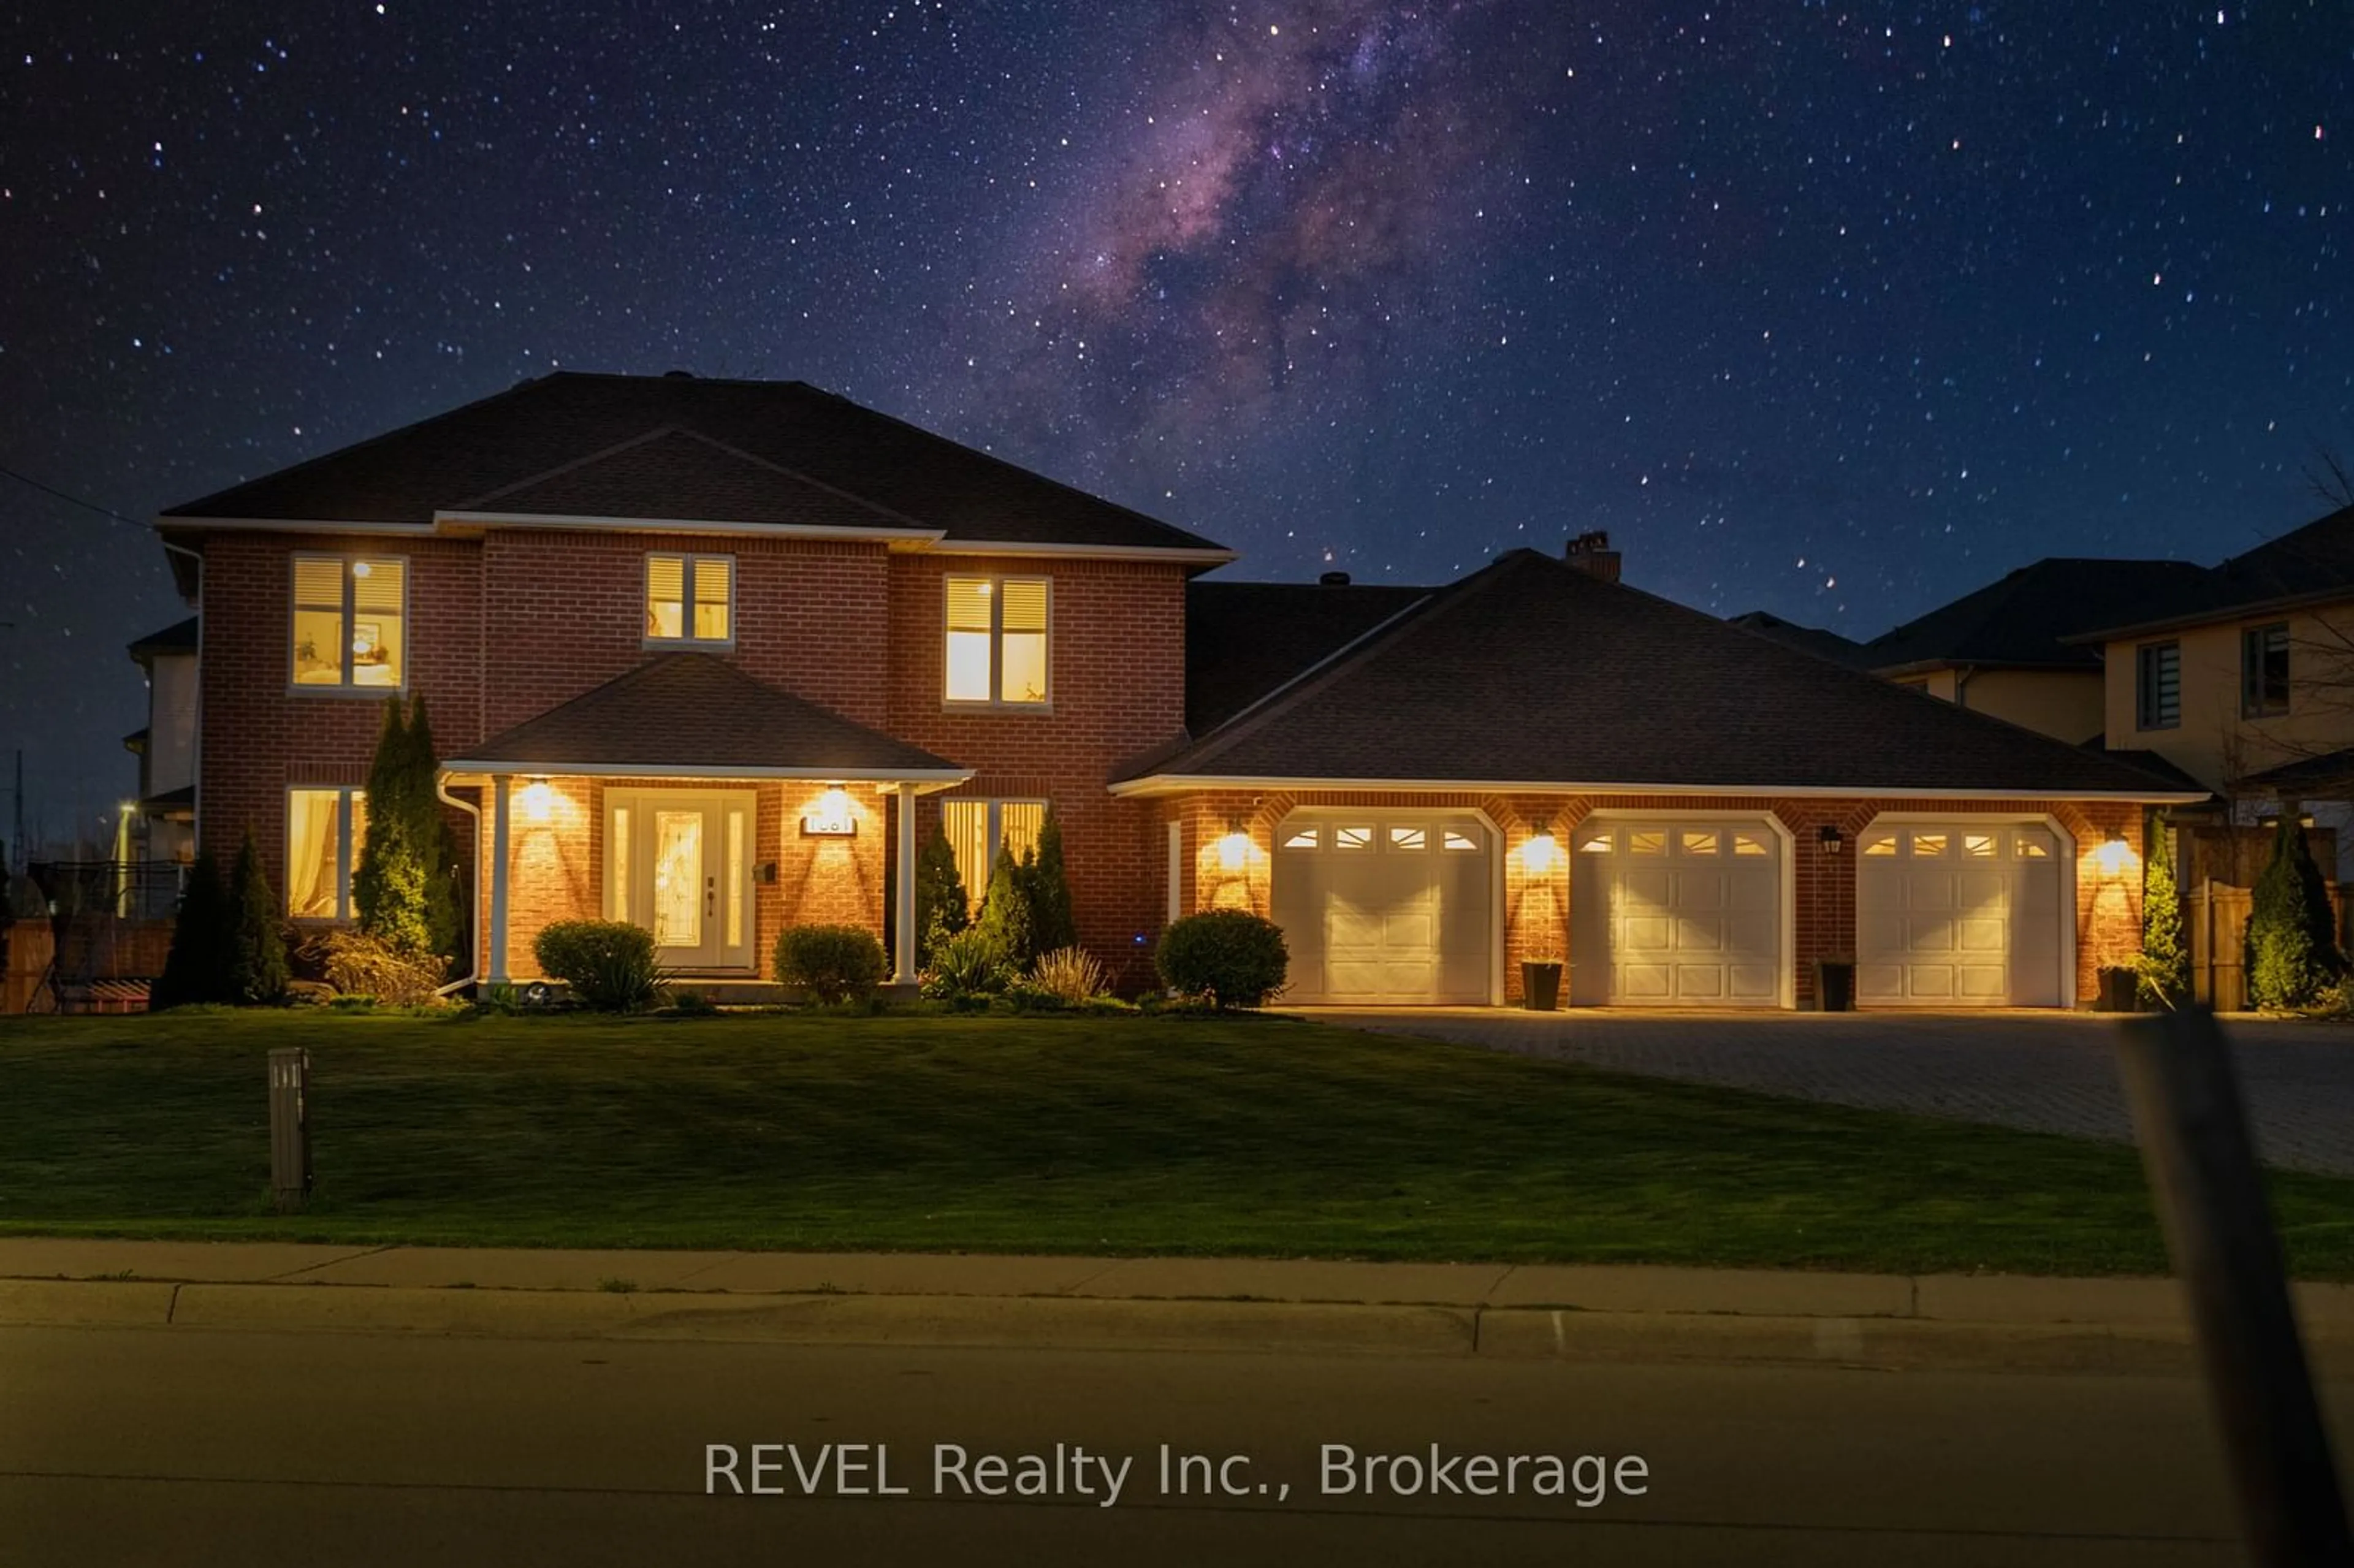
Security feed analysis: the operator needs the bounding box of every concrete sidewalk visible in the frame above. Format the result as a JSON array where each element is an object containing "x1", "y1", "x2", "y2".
[{"x1": 5, "y1": 1237, "x2": 2354, "y2": 1374}]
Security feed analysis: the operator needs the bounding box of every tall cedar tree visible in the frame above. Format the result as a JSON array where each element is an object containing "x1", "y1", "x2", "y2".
[
  {"x1": 151, "y1": 851, "x2": 234, "y2": 1008},
  {"x1": 2246, "y1": 811, "x2": 2342, "y2": 1010},
  {"x1": 1026, "y1": 807, "x2": 1078, "y2": 956},
  {"x1": 227, "y1": 827, "x2": 289, "y2": 1003},
  {"x1": 914, "y1": 826, "x2": 970, "y2": 965},
  {"x1": 354, "y1": 695, "x2": 462, "y2": 969},
  {"x1": 2137, "y1": 820, "x2": 2190, "y2": 1008},
  {"x1": 405, "y1": 696, "x2": 465, "y2": 964},
  {"x1": 974, "y1": 842, "x2": 1034, "y2": 970}
]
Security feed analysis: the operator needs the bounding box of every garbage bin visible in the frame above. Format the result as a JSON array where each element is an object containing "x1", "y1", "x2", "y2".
[
  {"x1": 1815, "y1": 959, "x2": 1856, "y2": 1013},
  {"x1": 1520, "y1": 960, "x2": 1563, "y2": 1012},
  {"x1": 2095, "y1": 965, "x2": 2140, "y2": 1013}
]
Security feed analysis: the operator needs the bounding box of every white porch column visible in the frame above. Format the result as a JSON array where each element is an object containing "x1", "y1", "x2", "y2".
[
  {"x1": 488, "y1": 774, "x2": 512, "y2": 984},
  {"x1": 893, "y1": 781, "x2": 918, "y2": 986}
]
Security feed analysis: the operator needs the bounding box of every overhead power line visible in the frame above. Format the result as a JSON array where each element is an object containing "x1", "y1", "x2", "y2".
[{"x1": 0, "y1": 463, "x2": 150, "y2": 531}]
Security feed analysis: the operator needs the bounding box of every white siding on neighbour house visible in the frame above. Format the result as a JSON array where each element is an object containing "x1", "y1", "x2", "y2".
[{"x1": 148, "y1": 652, "x2": 199, "y2": 796}]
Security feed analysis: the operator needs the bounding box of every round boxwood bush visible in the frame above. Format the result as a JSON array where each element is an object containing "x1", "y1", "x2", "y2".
[
  {"x1": 775, "y1": 923, "x2": 889, "y2": 1004},
  {"x1": 1155, "y1": 910, "x2": 1290, "y2": 1009},
  {"x1": 533, "y1": 919, "x2": 663, "y2": 1013}
]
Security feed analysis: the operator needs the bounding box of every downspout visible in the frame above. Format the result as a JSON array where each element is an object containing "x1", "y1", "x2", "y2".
[
  {"x1": 1952, "y1": 664, "x2": 1975, "y2": 710},
  {"x1": 158, "y1": 538, "x2": 205, "y2": 855},
  {"x1": 435, "y1": 773, "x2": 481, "y2": 998}
]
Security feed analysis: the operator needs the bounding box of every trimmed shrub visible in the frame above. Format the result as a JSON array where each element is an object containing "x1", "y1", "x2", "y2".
[
  {"x1": 354, "y1": 695, "x2": 463, "y2": 972},
  {"x1": 921, "y1": 926, "x2": 1011, "y2": 1000},
  {"x1": 1029, "y1": 945, "x2": 1108, "y2": 1007},
  {"x1": 1156, "y1": 910, "x2": 1290, "y2": 1009},
  {"x1": 915, "y1": 827, "x2": 970, "y2": 965},
  {"x1": 2136, "y1": 822, "x2": 2190, "y2": 1008},
  {"x1": 305, "y1": 927, "x2": 446, "y2": 1007},
  {"x1": 534, "y1": 919, "x2": 664, "y2": 1012},
  {"x1": 151, "y1": 851, "x2": 235, "y2": 1010},
  {"x1": 775, "y1": 923, "x2": 889, "y2": 1004},
  {"x1": 2246, "y1": 811, "x2": 2344, "y2": 1010},
  {"x1": 227, "y1": 828, "x2": 289, "y2": 1005},
  {"x1": 974, "y1": 842, "x2": 1035, "y2": 971},
  {"x1": 1027, "y1": 809, "x2": 1078, "y2": 956}
]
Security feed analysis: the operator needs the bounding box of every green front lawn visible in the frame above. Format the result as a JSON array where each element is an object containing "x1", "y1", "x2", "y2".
[{"x1": 4, "y1": 1010, "x2": 2352, "y2": 1276}]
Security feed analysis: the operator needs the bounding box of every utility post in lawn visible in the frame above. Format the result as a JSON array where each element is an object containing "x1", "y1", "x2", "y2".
[{"x1": 267, "y1": 1048, "x2": 312, "y2": 1213}]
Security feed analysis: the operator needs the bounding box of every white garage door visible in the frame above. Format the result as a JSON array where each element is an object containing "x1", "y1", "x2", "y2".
[
  {"x1": 1571, "y1": 821, "x2": 1784, "y2": 1007},
  {"x1": 1270, "y1": 813, "x2": 1493, "y2": 1004},
  {"x1": 1856, "y1": 823, "x2": 2064, "y2": 1007}
]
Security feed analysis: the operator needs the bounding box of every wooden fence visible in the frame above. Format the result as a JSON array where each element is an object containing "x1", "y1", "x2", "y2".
[{"x1": 2187, "y1": 881, "x2": 2254, "y2": 1014}]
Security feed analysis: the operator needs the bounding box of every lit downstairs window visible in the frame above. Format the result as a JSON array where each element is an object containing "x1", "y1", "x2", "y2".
[
  {"x1": 941, "y1": 798, "x2": 1046, "y2": 901},
  {"x1": 645, "y1": 554, "x2": 733, "y2": 645},
  {"x1": 945, "y1": 575, "x2": 1051, "y2": 706},
  {"x1": 291, "y1": 557, "x2": 405, "y2": 689},
  {"x1": 287, "y1": 786, "x2": 367, "y2": 920}
]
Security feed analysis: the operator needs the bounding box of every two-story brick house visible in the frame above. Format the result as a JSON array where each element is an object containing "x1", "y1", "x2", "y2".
[{"x1": 144, "y1": 371, "x2": 2198, "y2": 1009}]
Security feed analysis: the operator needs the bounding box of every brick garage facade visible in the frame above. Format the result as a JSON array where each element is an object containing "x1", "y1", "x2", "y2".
[{"x1": 1159, "y1": 788, "x2": 2147, "y2": 1008}]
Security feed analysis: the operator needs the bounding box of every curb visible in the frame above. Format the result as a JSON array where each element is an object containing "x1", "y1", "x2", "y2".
[{"x1": 9, "y1": 1275, "x2": 2337, "y2": 1373}]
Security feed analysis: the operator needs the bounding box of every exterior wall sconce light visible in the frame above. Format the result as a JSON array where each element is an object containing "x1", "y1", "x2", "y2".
[
  {"x1": 1214, "y1": 818, "x2": 1252, "y2": 872},
  {"x1": 2095, "y1": 831, "x2": 2136, "y2": 878},
  {"x1": 801, "y1": 784, "x2": 858, "y2": 837},
  {"x1": 518, "y1": 777, "x2": 554, "y2": 823},
  {"x1": 1520, "y1": 829, "x2": 1562, "y2": 875},
  {"x1": 1818, "y1": 824, "x2": 1843, "y2": 854}
]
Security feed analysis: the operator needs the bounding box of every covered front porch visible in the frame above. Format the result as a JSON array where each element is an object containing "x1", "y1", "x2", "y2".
[{"x1": 440, "y1": 654, "x2": 969, "y2": 988}]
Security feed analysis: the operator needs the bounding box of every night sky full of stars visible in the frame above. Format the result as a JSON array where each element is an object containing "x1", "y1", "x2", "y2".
[{"x1": 2, "y1": 1, "x2": 2350, "y2": 840}]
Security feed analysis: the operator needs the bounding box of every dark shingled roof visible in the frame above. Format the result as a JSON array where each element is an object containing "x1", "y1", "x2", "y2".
[
  {"x1": 459, "y1": 426, "x2": 915, "y2": 531},
  {"x1": 2240, "y1": 745, "x2": 2354, "y2": 798},
  {"x1": 1726, "y1": 611, "x2": 1872, "y2": 668},
  {"x1": 1186, "y1": 579, "x2": 1432, "y2": 732},
  {"x1": 2074, "y1": 503, "x2": 2354, "y2": 640},
  {"x1": 449, "y1": 653, "x2": 966, "y2": 777},
  {"x1": 126, "y1": 616, "x2": 198, "y2": 663},
  {"x1": 162, "y1": 371, "x2": 1228, "y2": 555},
  {"x1": 1861, "y1": 557, "x2": 2208, "y2": 672},
  {"x1": 1130, "y1": 550, "x2": 2198, "y2": 796}
]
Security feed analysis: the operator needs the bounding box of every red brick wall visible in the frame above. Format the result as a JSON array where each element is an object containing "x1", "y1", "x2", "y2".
[
  {"x1": 1160, "y1": 788, "x2": 2152, "y2": 1008},
  {"x1": 194, "y1": 532, "x2": 484, "y2": 908},
  {"x1": 478, "y1": 531, "x2": 892, "y2": 733},
  {"x1": 887, "y1": 554, "x2": 1190, "y2": 989}
]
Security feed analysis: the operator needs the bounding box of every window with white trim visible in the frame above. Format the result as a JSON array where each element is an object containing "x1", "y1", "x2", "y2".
[
  {"x1": 945, "y1": 575, "x2": 1050, "y2": 706},
  {"x1": 941, "y1": 797, "x2": 1047, "y2": 902},
  {"x1": 645, "y1": 554, "x2": 733, "y2": 645},
  {"x1": 291, "y1": 557, "x2": 405, "y2": 689},
  {"x1": 288, "y1": 786, "x2": 368, "y2": 920}
]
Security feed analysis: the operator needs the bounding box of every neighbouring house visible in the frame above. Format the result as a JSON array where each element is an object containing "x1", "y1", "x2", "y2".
[
  {"x1": 1724, "y1": 611, "x2": 1870, "y2": 669},
  {"x1": 1849, "y1": 558, "x2": 2210, "y2": 745},
  {"x1": 123, "y1": 615, "x2": 200, "y2": 866},
  {"x1": 2079, "y1": 501, "x2": 2354, "y2": 878},
  {"x1": 143, "y1": 373, "x2": 2198, "y2": 1010}
]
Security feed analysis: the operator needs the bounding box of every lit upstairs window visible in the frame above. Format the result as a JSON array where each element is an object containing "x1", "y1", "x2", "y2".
[
  {"x1": 944, "y1": 575, "x2": 1051, "y2": 706},
  {"x1": 291, "y1": 557, "x2": 405, "y2": 690},
  {"x1": 646, "y1": 554, "x2": 733, "y2": 645}
]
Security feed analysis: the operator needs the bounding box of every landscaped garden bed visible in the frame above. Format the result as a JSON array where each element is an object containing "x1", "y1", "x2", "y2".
[{"x1": 5, "y1": 1009, "x2": 2353, "y2": 1277}]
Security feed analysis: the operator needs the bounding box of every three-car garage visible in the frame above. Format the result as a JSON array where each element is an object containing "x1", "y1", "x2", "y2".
[{"x1": 1265, "y1": 809, "x2": 2076, "y2": 1010}]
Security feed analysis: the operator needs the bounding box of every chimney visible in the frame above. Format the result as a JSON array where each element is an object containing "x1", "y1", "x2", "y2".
[
  {"x1": 1318, "y1": 570, "x2": 1352, "y2": 586},
  {"x1": 1566, "y1": 530, "x2": 1621, "y2": 584}
]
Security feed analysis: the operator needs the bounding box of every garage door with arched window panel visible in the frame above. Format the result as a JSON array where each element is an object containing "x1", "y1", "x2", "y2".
[
  {"x1": 1270, "y1": 812, "x2": 1493, "y2": 1005},
  {"x1": 1570, "y1": 821, "x2": 1785, "y2": 1007},
  {"x1": 1856, "y1": 823, "x2": 2063, "y2": 1007}
]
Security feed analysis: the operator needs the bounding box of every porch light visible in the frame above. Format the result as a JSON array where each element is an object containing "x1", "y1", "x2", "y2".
[
  {"x1": 1214, "y1": 830, "x2": 1252, "y2": 872},
  {"x1": 518, "y1": 778, "x2": 554, "y2": 823},
  {"x1": 1520, "y1": 831, "x2": 1562, "y2": 875},
  {"x1": 801, "y1": 785, "x2": 858, "y2": 838},
  {"x1": 2095, "y1": 832, "x2": 2136, "y2": 878}
]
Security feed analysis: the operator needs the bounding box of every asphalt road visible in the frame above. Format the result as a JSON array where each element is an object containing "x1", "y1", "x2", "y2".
[{"x1": 1, "y1": 1325, "x2": 2333, "y2": 1566}]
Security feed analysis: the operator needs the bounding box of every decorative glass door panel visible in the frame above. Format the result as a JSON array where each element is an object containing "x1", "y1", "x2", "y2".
[{"x1": 607, "y1": 790, "x2": 757, "y2": 972}]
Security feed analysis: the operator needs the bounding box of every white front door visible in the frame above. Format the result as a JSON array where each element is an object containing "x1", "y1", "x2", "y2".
[
  {"x1": 1856, "y1": 822, "x2": 2063, "y2": 1006},
  {"x1": 608, "y1": 790, "x2": 757, "y2": 972},
  {"x1": 1571, "y1": 820, "x2": 1784, "y2": 1007}
]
